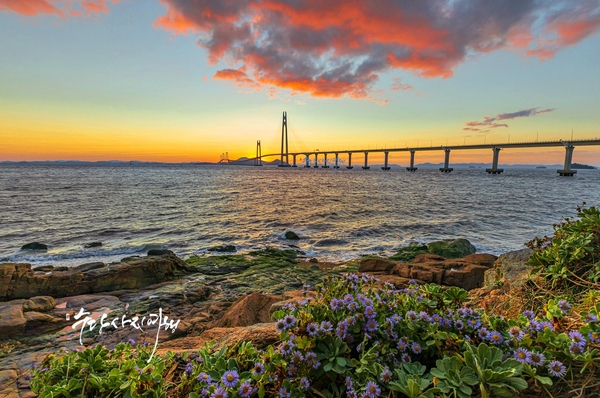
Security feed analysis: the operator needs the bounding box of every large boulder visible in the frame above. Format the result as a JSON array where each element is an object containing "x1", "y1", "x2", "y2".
[
  {"x1": 214, "y1": 292, "x2": 280, "y2": 328},
  {"x1": 284, "y1": 231, "x2": 300, "y2": 240},
  {"x1": 0, "y1": 252, "x2": 189, "y2": 301},
  {"x1": 23, "y1": 296, "x2": 56, "y2": 312},
  {"x1": 361, "y1": 253, "x2": 498, "y2": 291},
  {"x1": 427, "y1": 239, "x2": 476, "y2": 259},
  {"x1": 207, "y1": 245, "x2": 237, "y2": 253},
  {"x1": 484, "y1": 248, "x2": 533, "y2": 287}
]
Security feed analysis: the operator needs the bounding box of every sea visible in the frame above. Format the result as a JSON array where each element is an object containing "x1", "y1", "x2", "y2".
[{"x1": 1, "y1": 164, "x2": 599, "y2": 268}]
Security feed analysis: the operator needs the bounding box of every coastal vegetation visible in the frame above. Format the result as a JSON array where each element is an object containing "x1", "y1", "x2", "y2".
[{"x1": 27, "y1": 205, "x2": 600, "y2": 397}]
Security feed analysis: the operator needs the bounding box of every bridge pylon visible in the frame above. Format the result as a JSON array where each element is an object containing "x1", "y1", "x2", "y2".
[
  {"x1": 278, "y1": 111, "x2": 291, "y2": 167},
  {"x1": 255, "y1": 141, "x2": 262, "y2": 166}
]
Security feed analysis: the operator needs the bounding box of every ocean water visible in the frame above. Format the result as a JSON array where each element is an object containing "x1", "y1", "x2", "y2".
[{"x1": 1, "y1": 164, "x2": 599, "y2": 267}]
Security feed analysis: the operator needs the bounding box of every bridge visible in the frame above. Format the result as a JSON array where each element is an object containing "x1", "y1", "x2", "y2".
[{"x1": 246, "y1": 112, "x2": 600, "y2": 176}]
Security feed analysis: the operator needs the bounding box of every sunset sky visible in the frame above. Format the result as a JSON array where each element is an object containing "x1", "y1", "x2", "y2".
[{"x1": 1, "y1": 0, "x2": 599, "y2": 164}]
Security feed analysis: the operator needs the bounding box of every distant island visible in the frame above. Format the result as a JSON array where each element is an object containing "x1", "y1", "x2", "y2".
[{"x1": 571, "y1": 163, "x2": 597, "y2": 169}]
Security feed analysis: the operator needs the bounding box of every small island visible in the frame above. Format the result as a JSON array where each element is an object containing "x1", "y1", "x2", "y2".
[{"x1": 571, "y1": 163, "x2": 597, "y2": 169}]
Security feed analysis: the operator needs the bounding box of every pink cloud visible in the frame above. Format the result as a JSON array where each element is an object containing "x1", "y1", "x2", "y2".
[{"x1": 464, "y1": 107, "x2": 555, "y2": 133}]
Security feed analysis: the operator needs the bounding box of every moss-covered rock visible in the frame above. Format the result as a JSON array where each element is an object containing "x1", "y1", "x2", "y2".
[
  {"x1": 389, "y1": 243, "x2": 429, "y2": 262},
  {"x1": 427, "y1": 238, "x2": 476, "y2": 259}
]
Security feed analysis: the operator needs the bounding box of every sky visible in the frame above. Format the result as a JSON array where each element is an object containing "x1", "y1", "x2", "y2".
[{"x1": 1, "y1": 0, "x2": 599, "y2": 165}]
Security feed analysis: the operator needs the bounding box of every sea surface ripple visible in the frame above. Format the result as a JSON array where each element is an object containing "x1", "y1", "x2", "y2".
[{"x1": 1, "y1": 164, "x2": 599, "y2": 267}]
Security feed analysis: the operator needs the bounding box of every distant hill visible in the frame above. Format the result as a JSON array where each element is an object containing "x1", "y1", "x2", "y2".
[{"x1": 571, "y1": 163, "x2": 597, "y2": 170}]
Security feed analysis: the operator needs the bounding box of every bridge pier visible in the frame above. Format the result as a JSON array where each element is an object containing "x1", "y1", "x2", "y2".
[
  {"x1": 486, "y1": 147, "x2": 503, "y2": 174},
  {"x1": 304, "y1": 155, "x2": 311, "y2": 168},
  {"x1": 362, "y1": 152, "x2": 370, "y2": 169},
  {"x1": 439, "y1": 149, "x2": 453, "y2": 172},
  {"x1": 382, "y1": 151, "x2": 391, "y2": 170},
  {"x1": 313, "y1": 154, "x2": 319, "y2": 168},
  {"x1": 406, "y1": 149, "x2": 417, "y2": 171},
  {"x1": 292, "y1": 154, "x2": 297, "y2": 167},
  {"x1": 322, "y1": 153, "x2": 330, "y2": 168},
  {"x1": 346, "y1": 153, "x2": 353, "y2": 169},
  {"x1": 334, "y1": 153, "x2": 340, "y2": 169},
  {"x1": 557, "y1": 145, "x2": 577, "y2": 176}
]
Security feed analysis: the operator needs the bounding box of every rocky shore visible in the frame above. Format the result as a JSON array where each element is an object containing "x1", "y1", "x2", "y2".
[{"x1": 0, "y1": 239, "x2": 532, "y2": 397}]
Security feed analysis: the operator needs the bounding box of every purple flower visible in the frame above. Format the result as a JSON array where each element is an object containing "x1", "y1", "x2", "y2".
[
  {"x1": 345, "y1": 376, "x2": 353, "y2": 390},
  {"x1": 466, "y1": 319, "x2": 481, "y2": 329},
  {"x1": 251, "y1": 362, "x2": 264, "y2": 376},
  {"x1": 419, "y1": 312, "x2": 430, "y2": 322},
  {"x1": 347, "y1": 301, "x2": 359, "y2": 312},
  {"x1": 401, "y1": 353, "x2": 411, "y2": 363},
  {"x1": 406, "y1": 311, "x2": 417, "y2": 321},
  {"x1": 197, "y1": 372, "x2": 211, "y2": 383},
  {"x1": 279, "y1": 340, "x2": 295, "y2": 356},
  {"x1": 508, "y1": 326, "x2": 524, "y2": 341},
  {"x1": 283, "y1": 315, "x2": 296, "y2": 330},
  {"x1": 570, "y1": 342, "x2": 585, "y2": 355},
  {"x1": 343, "y1": 294, "x2": 354, "y2": 303},
  {"x1": 430, "y1": 314, "x2": 442, "y2": 324},
  {"x1": 211, "y1": 387, "x2": 228, "y2": 398},
  {"x1": 330, "y1": 298, "x2": 344, "y2": 311},
  {"x1": 488, "y1": 331, "x2": 504, "y2": 345},
  {"x1": 588, "y1": 331, "x2": 600, "y2": 343},
  {"x1": 523, "y1": 310, "x2": 535, "y2": 320},
  {"x1": 278, "y1": 387, "x2": 291, "y2": 398},
  {"x1": 585, "y1": 314, "x2": 598, "y2": 323},
  {"x1": 299, "y1": 377, "x2": 310, "y2": 391},
  {"x1": 364, "y1": 380, "x2": 381, "y2": 398},
  {"x1": 380, "y1": 368, "x2": 392, "y2": 383},
  {"x1": 558, "y1": 300, "x2": 571, "y2": 313},
  {"x1": 513, "y1": 348, "x2": 532, "y2": 364},
  {"x1": 454, "y1": 319, "x2": 464, "y2": 330},
  {"x1": 411, "y1": 342, "x2": 422, "y2": 354},
  {"x1": 548, "y1": 360, "x2": 567, "y2": 377},
  {"x1": 320, "y1": 321, "x2": 333, "y2": 333},
  {"x1": 306, "y1": 322, "x2": 319, "y2": 336},
  {"x1": 221, "y1": 370, "x2": 239, "y2": 388},
  {"x1": 569, "y1": 331, "x2": 586, "y2": 346},
  {"x1": 185, "y1": 362, "x2": 193, "y2": 376},
  {"x1": 275, "y1": 320, "x2": 286, "y2": 333},
  {"x1": 364, "y1": 306, "x2": 376, "y2": 319},
  {"x1": 529, "y1": 351, "x2": 546, "y2": 367},
  {"x1": 397, "y1": 340, "x2": 407, "y2": 352},
  {"x1": 238, "y1": 381, "x2": 254, "y2": 398},
  {"x1": 287, "y1": 363, "x2": 298, "y2": 376},
  {"x1": 365, "y1": 318, "x2": 379, "y2": 333},
  {"x1": 477, "y1": 328, "x2": 490, "y2": 340},
  {"x1": 128, "y1": 339, "x2": 136, "y2": 346},
  {"x1": 441, "y1": 318, "x2": 452, "y2": 329}
]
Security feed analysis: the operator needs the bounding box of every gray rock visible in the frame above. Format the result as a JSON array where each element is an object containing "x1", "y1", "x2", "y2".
[
  {"x1": 284, "y1": 231, "x2": 300, "y2": 240},
  {"x1": 84, "y1": 242, "x2": 102, "y2": 248},
  {"x1": 33, "y1": 265, "x2": 54, "y2": 272},
  {"x1": 74, "y1": 262, "x2": 105, "y2": 272},
  {"x1": 484, "y1": 248, "x2": 533, "y2": 287}
]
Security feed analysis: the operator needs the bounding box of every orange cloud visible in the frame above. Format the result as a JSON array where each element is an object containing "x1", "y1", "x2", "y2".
[
  {"x1": 151, "y1": 1, "x2": 599, "y2": 100},
  {"x1": 0, "y1": 0, "x2": 120, "y2": 19}
]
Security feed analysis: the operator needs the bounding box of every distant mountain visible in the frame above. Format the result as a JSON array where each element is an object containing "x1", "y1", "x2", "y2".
[{"x1": 415, "y1": 162, "x2": 566, "y2": 169}]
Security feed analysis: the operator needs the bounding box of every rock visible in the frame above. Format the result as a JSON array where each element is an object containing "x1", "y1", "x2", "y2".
[
  {"x1": 20, "y1": 242, "x2": 47, "y2": 251},
  {"x1": 147, "y1": 249, "x2": 173, "y2": 256},
  {"x1": 73, "y1": 262, "x2": 105, "y2": 272},
  {"x1": 358, "y1": 258, "x2": 396, "y2": 273},
  {"x1": 0, "y1": 370, "x2": 19, "y2": 398},
  {"x1": 484, "y1": 248, "x2": 533, "y2": 287},
  {"x1": 309, "y1": 258, "x2": 319, "y2": 263},
  {"x1": 32, "y1": 265, "x2": 53, "y2": 272},
  {"x1": 53, "y1": 266, "x2": 69, "y2": 272},
  {"x1": 461, "y1": 253, "x2": 497, "y2": 267},
  {"x1": 22, "y1": 312, "x2": 64, "y2": 336},
  {"x1": 0, "y1": 300, "x2": 26, "y2": 339},
  {"x1": 389, "y1": 244, "x2": 429, "y2": 262},
  {"x1": 157, "y1": 323, "x2": 278, "y2": 356},
  {"x1": 214, "y1": 292, "x2": 280, "y2": 328},
  {"x1": 84, "y1": 242, "x2": 102, "y2": 248},
  {"x1": 284, "y1": 231, "x2": 300, "y2": 240},
  {"x1": 23, "y1": 296, "x2": 56, "y2": 312},
  {"x1": 427, "y1": 239, "x2": 476, "y2": 259},
  {"x1": 207, "y1": 245, "x2": 237, "y2": 253},
  {"x1": 0, "y1": 253, "x2": 189, "y2": 301},
  {"x1": 412, "y1": 254, "x2": 446, "y2": 263}
]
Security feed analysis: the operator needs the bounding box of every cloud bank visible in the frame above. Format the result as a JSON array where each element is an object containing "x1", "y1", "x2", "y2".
[{"x1": 3, "y1": 0, "x2": 600, "y2": 100}]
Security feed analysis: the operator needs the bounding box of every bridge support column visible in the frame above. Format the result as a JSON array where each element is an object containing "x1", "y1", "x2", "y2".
[
  {"x1": 346, "y1": 153, "x2": 353, "y2": 169},
  {"x1": 557, "y1": 145, "x2": 577, "y2": 176},
  {"x1": 292, "y1": 154, "x2": 297, "y2": 167},
  {"x1": 334, "y1": 153, "x2": 340, "y2": 169},
  {"x1": 382, "y1": 151, "x2": 391, "y2": 170},
  {"x1": 322, "y1": 153, "x2": 330, "y2": 168},
  {"x1": 486, "y1": 147, "x2": 504, "y2": 174},
  {"x1": 362, "y1": 152, "x2": 370, "y2": 169},
  {"x1": 440, "y1": 149, "x2": 453, "y2": 172},
  {"x1": 406, "y1": 149, "x2": 417, "y2": 171},
  {"x1": 304, "y1": 155, "x2": 310, "y2": 168},
  {"x1": 313, "y1": 154, "x2": 319, "y2": 168}
]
